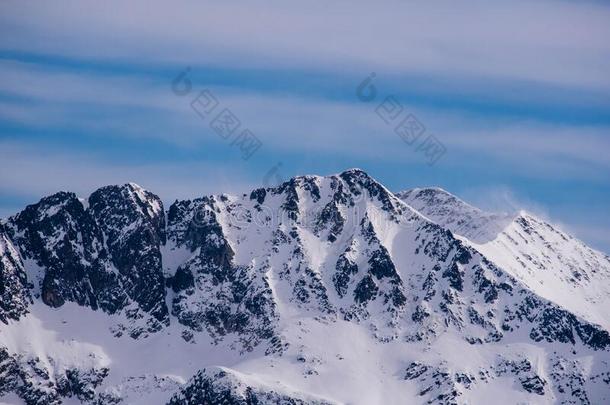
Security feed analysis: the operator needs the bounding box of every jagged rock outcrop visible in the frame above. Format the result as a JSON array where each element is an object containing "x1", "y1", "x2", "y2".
[
  {"x1": 166, "y1": 196, "x2": 279, "y2": 351},
  {"x1": 4, "y1": 184, "x2": 169, "y2": 337},
  {"x1": 168, "y1": 367, "x2": 337, "y2": 405},
  {"x1": 0, "y1": 347, "x2": 109, "y2": 405},
  {"x1": 6, "y1": 191, "x2": 125, "y2": 312},
  {"x1": 89, "y1": 183, "x2": 169, "y2": 331},
  {"x1": 0, "y1": 224, "x2": 30, "y2": 324}
]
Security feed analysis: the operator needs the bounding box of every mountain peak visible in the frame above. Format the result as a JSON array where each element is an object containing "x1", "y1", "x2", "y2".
[
  {"x1": 398, "y1": 187, "x2": 512, "y2": 244},
  {"x1": 92, "y1": 182, "x2": 150, "y2": 198},
  {"x1": 337, "y1": 168, "x2": 378, "y2": 185},
  {"x1": 339, "y1": 167, "x2": 369, "y2": 177},
  {"x1": 397, "y1": 187, "x2": 610, "y2": 330},
  {"x1": 398, "y1": 187, "x2": 482, "y2": 214},
  {"x1": 90, "y1": 182, "x2": 164, "y2": 220},
  {"x1": 127, "y1": 181, "x2": 144, "y2": 190}
]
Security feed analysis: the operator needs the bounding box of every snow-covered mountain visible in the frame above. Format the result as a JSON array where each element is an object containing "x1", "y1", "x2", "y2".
[
  {"x1": 398, "y1": 187, "x2": 610, "y2": 331},
  {"x1": 1, "y1": 170, "x2": 609, "y2": 404}
]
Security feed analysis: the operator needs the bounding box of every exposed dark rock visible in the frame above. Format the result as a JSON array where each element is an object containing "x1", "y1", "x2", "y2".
[
  {"x1": 353, "y1": 274, "x2": 378, "y2": 304},
  {"x1": 7, "y1": 191, "x2": 128, "y2": 314},
  {"x1": 89, "y1": 183, "x2": 169, "y2": 326},
  {"x1": 170, "y1": 266, "x2": 195, "y2": 293},
  {"x1": 169, "y1": 368, "x2": 335, "y2": 405},
  {"x1": 404, "y1": 362, "x2": 429, "y2": 380},
  {"x1": 0, "y1": 224, "x2": 31, "y2": 323},
  {"x1": 339, "y1": 169, "x2": 401, "y2": 217},
  {"x1": 442, "y1": 262, "x2": 463, "y2": 292},
  {"x1": 168, "y1": 199, "x2": 278, "y2": 351},
  {"x1": 0, "y1": 348, "x2": 109, "y2": 405},
  {"x1": 249, "y1": 188, "x2": 267, "y2": 205},
  {"x1": 520, "y1": 375, "x2": 546, "y2": 395},
  {"x1": 315, "y1": 201, "x2": 344, "y2": 242},
  {"x1": 333, "y1": 252, "x2": 358, "y2": 298}
]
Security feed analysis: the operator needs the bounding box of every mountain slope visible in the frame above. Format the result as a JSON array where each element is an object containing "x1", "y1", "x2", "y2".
[
  {"x1": 0, "y1": 170, "x2": 608, "y2": 404},
  {"x1": 398, "y1": 187, "x2": 610, "y2": 330}
]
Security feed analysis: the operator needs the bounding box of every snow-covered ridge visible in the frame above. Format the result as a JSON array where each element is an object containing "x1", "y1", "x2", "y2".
[
  {"x1": 1, "y1": 172, "x2": 609, "y2": 404},
  {"x1": 397, "y1": 187, "x2": 514, "y2": 243},
  {"x1": 398, "y1": 187, "x2": 610, "y2": 330}
]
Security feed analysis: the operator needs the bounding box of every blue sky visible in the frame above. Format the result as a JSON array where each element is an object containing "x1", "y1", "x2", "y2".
[{"x1": 0, "y1": 1, "x2": 609, "y2": 252}]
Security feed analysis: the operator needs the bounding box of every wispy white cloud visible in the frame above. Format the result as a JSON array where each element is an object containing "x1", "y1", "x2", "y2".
[
  {"x1": 1, "y1": 0, "x2": 610, "y2": 91},
  {"x1": 457, "y1": 185, "x2": 551, "y2": 218}
]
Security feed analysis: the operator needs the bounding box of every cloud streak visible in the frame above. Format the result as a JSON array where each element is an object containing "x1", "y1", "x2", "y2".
[
  {"x1": 2, "y1": 1, "x2": 610, "y2": 91},
  {"x1": 1, "y1": 58, "x2": 609, "y2": 178}
]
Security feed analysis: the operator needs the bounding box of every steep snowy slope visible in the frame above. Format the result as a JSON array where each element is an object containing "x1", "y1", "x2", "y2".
[
  {"x1": 399, "y1": 187, "x2": 610, "y2": 330},
  {"x1": 0, "y1": 170, "x2": 608, "y2": 404}
]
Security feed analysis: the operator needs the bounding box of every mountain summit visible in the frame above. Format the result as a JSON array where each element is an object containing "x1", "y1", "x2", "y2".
[
  {"x1": 1, "y1": 170, "x2": 609, "y2": 404},
  {"x1": 398, "y1": 187, "x2": 610, "y2": 330}
]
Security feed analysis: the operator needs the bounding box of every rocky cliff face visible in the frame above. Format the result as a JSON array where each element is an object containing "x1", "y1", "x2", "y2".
[
  {"x1": 4, "y1": 183, "x2": 169, "y2": 338},
  {"x1": 0, "y1": 224, "x2": 30, "y2": 324},
  {"x1": 0, "y1": 170, "x2": 608, "y2": 404},
  {"x1": 88, "y1": 183, "x2": 169, "y2": 334},
  {"x1": 168, "y1": 367, "x2": 337, "y2": 405}
]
